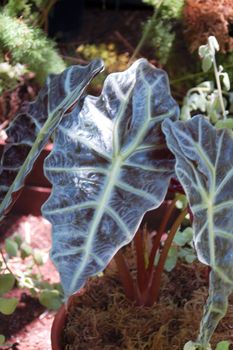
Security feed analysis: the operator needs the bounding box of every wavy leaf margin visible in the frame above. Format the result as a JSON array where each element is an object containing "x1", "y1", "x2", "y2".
[
  {"x1": 0, "y1": 59, "x2": 104, "y2": 220},
  {"x1": 162, "y1": 115, "x2": 233, "y2": 349},
  {"x1": 42, "y1": 58, "x2": 179, "y2": 297}
]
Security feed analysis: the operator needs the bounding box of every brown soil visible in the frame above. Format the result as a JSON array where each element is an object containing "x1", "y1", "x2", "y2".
[{"x1": 63, "y1": 262, "x2": 233, "y2": 350}]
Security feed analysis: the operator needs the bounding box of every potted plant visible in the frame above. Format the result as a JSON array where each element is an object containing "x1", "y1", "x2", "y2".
[{"x1": 1, "y1": 36, "x2": 233, "y2": 350}]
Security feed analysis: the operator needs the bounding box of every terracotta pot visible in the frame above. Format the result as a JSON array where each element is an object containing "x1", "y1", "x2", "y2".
[
  {"x1": 51, "y1": 292, "x2": 82, "y2": 350},
  {"x1": 0, "y1": 140, "x2": 52, "y2": 216},
  {"x1": 11, "y1": 185, "x2": 51, "y2": 216},
  {"x1": 51, "y1": 303, "x2": 67, "y2": 350}
]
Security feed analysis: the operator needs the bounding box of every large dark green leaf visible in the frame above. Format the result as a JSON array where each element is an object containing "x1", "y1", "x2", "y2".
[
  {"x1": 163, "y1": 115, "x2": 233, "y2": 349},
  {"x1": 42, "y1": 58, "x2": 179, "y2": 297},
  {"x1": 0, "y1": 59, "x2": 104, "y2": 220}
]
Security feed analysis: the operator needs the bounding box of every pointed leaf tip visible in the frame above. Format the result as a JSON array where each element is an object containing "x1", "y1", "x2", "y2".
[{"x1": 0, "y1": 59, "x2": 104, "y2": 221}]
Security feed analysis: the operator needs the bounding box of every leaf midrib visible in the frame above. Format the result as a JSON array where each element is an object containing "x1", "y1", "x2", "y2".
[{"x1": 69, "y1": 155, "x2": 123, "y2": 294}]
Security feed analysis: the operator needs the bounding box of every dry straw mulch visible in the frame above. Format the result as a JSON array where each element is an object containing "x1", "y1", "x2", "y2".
[{"x1": 63, "y1": 262, "x2": 233, "y2": 350}]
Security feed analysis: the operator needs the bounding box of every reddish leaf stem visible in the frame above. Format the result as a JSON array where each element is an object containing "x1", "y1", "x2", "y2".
[
  {"x1": 134, "y1": 229, "x2": 148, "y2": 303},
  {"x1": 114, "y1": 250, "x2": 136, "y2": 301},
  {"x1": 147, "y1": 207, "x2": 188, "y2": 305},
  {"x1": 147, "y1": 197, "x2": 178, "y2": 276}
]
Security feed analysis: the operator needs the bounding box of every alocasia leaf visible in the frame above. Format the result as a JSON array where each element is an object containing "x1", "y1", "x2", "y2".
[
  {"x1": 0, "y1": 59, "x2": 104, "y2": 220},
  {"x1": 42, "y1": 58, "x2": 179, "y2": 297},
  {"x1": 162, "y1": 115, "x2": 233, "y2": 349}
]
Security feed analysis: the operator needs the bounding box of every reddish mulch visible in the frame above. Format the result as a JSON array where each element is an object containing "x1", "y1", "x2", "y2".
[{"x1": 0, "y1": 215, "x2": 59, "y2": 350}]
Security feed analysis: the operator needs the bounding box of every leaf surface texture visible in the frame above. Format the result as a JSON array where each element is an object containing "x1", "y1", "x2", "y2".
[
  {"x1": 163, "y1": 115, "x2": 233, "y2": 347},
  {"x1": 0, "y1": 59, "x2": 103, "y2": 219},
  {"x1": 43, "y1": 59, "x2": 179, "y2": 296}
]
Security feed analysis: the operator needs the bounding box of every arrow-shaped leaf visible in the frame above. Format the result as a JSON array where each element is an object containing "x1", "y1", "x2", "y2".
[
  {"x1": 0, "y1": 59, "x2": 104, "y2": 220},
  {"x1": 42, "y1": 58, "x2": 179, "y2": 297},
  {"x1": 162, "y1": 115, "x2": 233, "y2": 349}
]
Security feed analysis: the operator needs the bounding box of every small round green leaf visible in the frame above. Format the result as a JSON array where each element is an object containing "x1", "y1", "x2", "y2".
[
  {"x1": 216, "y1": 118, "x2": 233, "y2": 130},
  {"x1": 216, "y1": 340, "x2": 231, "y2": 350},
  {"x1": 13, "y1": 234, "x2": 23, "y2": 248},
  {"x1": 0, "y1": 297, "x2": 18, "y2": 315},
  {"x1": 33, "y1": 249, "x2": 47, "y2": 266},
  {"x1": 222, "y1": 73, "x2": 230, "y2": 91},
  {"x1": 20, "y1": 243, "x2": 33, "y2": 259},
  {"x1": 0, "y1": 334, "x2": 5, "y2": 345},
  {"x1": 39, "y1": 289, "x2": 63, "y2": 310},
  {"x1": 183, "y1": 341, "x2": 211, "y2": 350},
  {"x1": 164, "y1": 246, "x2": 178, "y2": 272},
  {"x1": 202, "y1": 55, "x2": 213, "y2": 73},
  {"x1": 208, "y1": 36, "x2": 219, "y2": 53},
  {"x1": 53, "y1": 283, "x2": 64, "y2": 295},
  {"x1": 185, "y1": 254, "x2": 196, "y2": 264},
  {"x1": 198, "y1": 44, "x2": 208, "y2": 58},
  {"x1": 5, "y1": 238, "x2": 18, "y2": 257},
  {"x1": 0, "y1": 273, "x2": 15, "y2": 295},
  {"x1": 174, "y1": 227, "x2": 193, "y2": 246}
]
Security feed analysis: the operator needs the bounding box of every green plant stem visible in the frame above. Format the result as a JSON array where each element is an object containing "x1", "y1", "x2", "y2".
[
  {"x1": 128, "y1": 0, "x2": 164, "y2": 65},
  {"x1": 114, "y1": 250, "x2": 136, "y2": 301},
  {"x1": 147, "y1": 207, "x2": 188, "y2": 305},
  {"x1": 170, "y1": 64, "x2": 233, "y2": 86},
  {"x1": 0, "y1": 249, "x2": 15, "y2": 277},
  {"x1": 147, "y1": 196, "x2": 179, "y2": 276},
  {"x1": 37, "y1": 0, "x2": 58, "y2": 31},
  {"x1": 212, "y1": 55, "x2": 227, "y2": 120}
]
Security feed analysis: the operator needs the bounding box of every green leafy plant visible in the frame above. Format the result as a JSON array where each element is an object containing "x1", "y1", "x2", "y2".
[
  {"x1": 181, "y1": 36, "x2": 233, "y2": 129},
  {"x1": 1, "y1": 37, "x2": 233, "y2": 349},
  {"x1": 131, "y1": 0, "x2": 185, "y2": 65},
  {"x1": 184, "y1": 340, "x2": 231, "y2": 350},
  {"x1": 0, "y1": 62, "x2": 26, "y2": 94},
  {"x1": 1, "y1": 232, "x2": 63, "y2": 308},
  {"x1": 3, "y1": 0, "x2": 58, "y2": 29},
  {"x1": 0, "y1": 232, "x2": 63, "y2": 345},
  {"x1": 164, "y1": 226, "x2": 196, "y2": 271},
  {"x1": 0, "y1": 11, "x2": 65, "y2": 86}
]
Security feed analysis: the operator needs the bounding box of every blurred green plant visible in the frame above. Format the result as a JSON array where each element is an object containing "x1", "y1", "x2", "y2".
[
  {"x1": 76, "y1": 43, "x2": 129, "y2": 91},
  {"x1": 0, "y1": 231, "x2": 63, "y2": 345},
  {"x1": 181, "y1": 36, "x2": 233, "y2": 130},
  {"x1": 184, "y1": 340, "x2": 231, "y2": 350},
  {"x1": 164, "y1": 226, "x2": 196, "y2": 272},
  {"x1": 0, "y1": 0, "x2": 65, "y2": 92},
  {"x1": 3, "y1": 0, "x2": 58, "y2": 29},
  {"x1": 215, "y1": 341, "x2": 231, "y2": 350},
  {"x1": 130, "y1": 0, "x2": 185, "y2": 65},
  {"x1": 77, "y1": 43, "x2": 129, "y2": 73},
  {"x1": 0, "y1": 61, "x2": 26, "y2": 94}
]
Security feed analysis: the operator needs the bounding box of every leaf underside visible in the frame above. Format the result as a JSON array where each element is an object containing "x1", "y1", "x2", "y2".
[
  {"x1": 163, "y1": 115, "x2": 233, "y2": 348},
  {"x1": 0, "y1": 59, "x2": 104, "y2": 220},
  {"x1": 42, "y1": 58, "x2": 179, "y2": 297}
]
